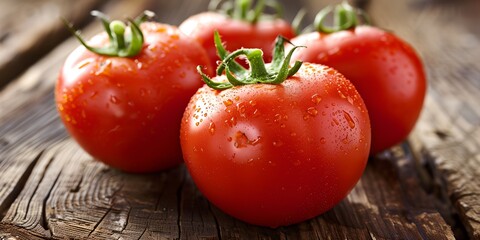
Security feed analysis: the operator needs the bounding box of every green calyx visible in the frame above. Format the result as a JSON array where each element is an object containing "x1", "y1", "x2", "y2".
[
  {"x1": 209, "y1": 0, "x2": 283, "y2": 24},
  {"x1": 63, "y1": 10, "x2": 155, "y2": 57},
  {"x1": 197, "y1": 31, "x2": 304, "y2": 90},
  {"x1": 314, "y1": 1, "x2": 370, "y2": 33}
]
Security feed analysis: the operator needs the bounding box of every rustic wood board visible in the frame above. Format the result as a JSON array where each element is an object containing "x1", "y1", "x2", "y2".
[
  {"x1": 0, "y1": 0, "x2": 478, "y2": 239},
  {"x1": 0, "y1": 0, "x2": 104, "y2": 90},
  {"x1": 365, "y1": 0, "x2": 480, "y2": 239}
]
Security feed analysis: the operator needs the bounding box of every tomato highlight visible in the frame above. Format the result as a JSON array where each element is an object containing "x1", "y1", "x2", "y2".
[
  {"x1": 180, "y1": 33, "x2": 371, "y2": 227},
  {"x1": 56, "y1": 11, "x2": 212, "y2": 173},
  {"x1": 288, "y1": 2, "x2": 427, "y2": 154}
]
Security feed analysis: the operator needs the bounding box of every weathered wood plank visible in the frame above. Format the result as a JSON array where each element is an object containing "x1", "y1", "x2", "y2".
[
  {"x1": 0, "y1": 0, "x2": 475, "y2": 239},
  {"x1": 363, "y1": 0, "x2": 480, "y2": 239},
  {"x1": 0, "y1": 0, "x2": 104, "y2": 90},
  {"x1": 1, "y1": 140, "x2": 455, "y2": 239}
]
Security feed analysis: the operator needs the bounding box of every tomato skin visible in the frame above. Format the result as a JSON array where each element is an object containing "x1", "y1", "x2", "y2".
[
  {"x1": 56, "y1": 22, "x2": 212, "y2": 173},
  {"x1": 180, "y1": 63, "x2": 370, "y2": 227},
  {"x1": 288, "y1": 26, "x2": 426, "y2": 154},
  {"x1": 179, "y1": 12, "x2": 295, "y2": 68}
]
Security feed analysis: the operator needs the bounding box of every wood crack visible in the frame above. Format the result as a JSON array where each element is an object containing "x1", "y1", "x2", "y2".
[
  {"x1": 0, "y1": 151, "x2": 44, "y2": 219},
  {"x1": 87, "y1": 207, "x2": 112, "y2": 238},
  {"x1": 137, "y1": 225, "x2": 148, "y2": 240},
  {"x1": 176, "y1": 168, "x2": 187, "y2": 240},
  {"x1": 419, "y1": 149, "x2": 470, "y2": 239},
  {"x1": 208, "y1": 202, "x2": 222, "y2": 240},
  {"x1": 24, "y1": 155, "x2": 55, "y2": 223},
  {"x1": 41, "y1": 168, "x2": 62, "y2": 237}
]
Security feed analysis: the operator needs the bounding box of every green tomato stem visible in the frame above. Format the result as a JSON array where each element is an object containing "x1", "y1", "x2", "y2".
[
  {"x1": 245, "y1": 49, "x2": 268, "y2": 79},
  {"x1": 313, "y1": 1, "x2": 369, "y2": 33},
  {"x1": 64, "y1": 10, "x2": 154, "y2": 57},
  {"x1": 110, "y1": 20, "x2": 126, "y2": 49},
  {"x1": 212, "y1": 0, "x2": 283, "y2": 24},
  {"x1": 235, "y1": 0, "x2": 249, "y2": 20},
  {"x1": 198, "y1": 31, "x2": 304, "y2": 90}
]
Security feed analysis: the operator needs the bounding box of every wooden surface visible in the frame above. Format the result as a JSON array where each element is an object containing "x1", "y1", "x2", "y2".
[{"x1": 0, "y1": 0, "x2": 479, "y2": 239}]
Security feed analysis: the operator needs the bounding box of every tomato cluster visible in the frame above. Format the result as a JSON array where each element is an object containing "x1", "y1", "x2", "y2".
[{"x1": 57, "y1": 0, "x2": 426, "y2": 228}]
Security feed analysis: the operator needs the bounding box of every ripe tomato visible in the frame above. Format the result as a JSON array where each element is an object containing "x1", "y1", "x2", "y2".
[
  {"x1": 180, "y1": 36, "x2": 371, "y2": 227},
  {"x1": 179, "y1": 0, "x2": 295, "y2": 68},
  {"x1": 288, "y1": 3, "x2": 426, "y2": 154},
  {"x1": 56, "y1": 11, "x2": 212, "y2": 173}
]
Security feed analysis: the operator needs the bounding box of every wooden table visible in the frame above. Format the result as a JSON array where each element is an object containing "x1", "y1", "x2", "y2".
[{"x1": 0, "y1": 0, "x2": 479, "y2": 239}]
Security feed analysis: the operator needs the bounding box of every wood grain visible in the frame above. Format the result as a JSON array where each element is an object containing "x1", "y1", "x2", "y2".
[{"x1": 0, "y1": 0, "x2": 104, "y2": 90}]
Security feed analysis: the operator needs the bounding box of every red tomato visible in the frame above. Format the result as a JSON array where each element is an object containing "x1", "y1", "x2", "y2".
[
  {"x1": 179, "y1": 7, "x2": 295, "y2": 68},
  {"x1": 181, "y1": 61, "x2": 371, "y2": 227},
  {"x1": 56, "y1": 15, "x2": 212, "y2": 173},
  {"x1": 289, "y1": 25, "x2": 426, "y2": 154}
]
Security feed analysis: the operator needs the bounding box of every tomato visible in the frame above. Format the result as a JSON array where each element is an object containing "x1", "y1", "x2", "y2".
[
  {"x1": 180, "y1": 36, "x2": 371, "y2": 227},
  {"x1": 179, "y1": 0, "x2": 295, "y2": 68},
  {"x1": 56, "y1": 11, "x2": 212, "y2": 173},
  {"x1": 288, "y1": 3, "x2": 426, "y2": 154}
]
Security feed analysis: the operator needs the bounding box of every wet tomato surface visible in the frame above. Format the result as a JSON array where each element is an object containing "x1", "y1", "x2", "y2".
[
  {"x1": 56, "y1": 22, "x2": 212, "y2": 173},
  {"x1": 289, "y1": 26, "x2": 426, "y2": 154},
  {"x1": 180, "y1": 63, "x2": 371, "y2": 227}
]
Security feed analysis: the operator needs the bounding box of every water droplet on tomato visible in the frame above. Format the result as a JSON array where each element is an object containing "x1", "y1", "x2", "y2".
[
  {"x1": 274, "y1": 114, "x2": 282, "y2": 123},
  {"x1": 110, "y1": 96, "x2": 120, "y2": 104},
  {"x1": 347, "y1": 96, "x2": 354, "y2": 105},
  {"x1": 307, "y1": 107, "x2": 318, "y2": 117},
  {"x1": 223, "y1": 99, "x2": 233, "y2": 107},
  {"x1": 343, "y1": 111, "x2": 355, "y2": 129},
  {"x1": 332, "y1": 118, "x2": 340, "y2": 126},
  {"x1": 77, "y1": 60, "x2": 91, "y2": 69},
  {"x1": 208, "y1": 122, "x2": 216, "y2": 135},
  {"x1": 237, "y1": 102, "x2": 246, "y2": 115},
  {"x1": 251, "y1": 136, "x2": 262, "y2": 146},
  {"x1": 228, "y1": 116, "x2": 237, "y2": 127},
  {"x1": 320, "y1": 138, "x2": 326, "y2": 144},
  {"x1": 311, "y1": 94, "x2": 322, "y2": 104},
  {"x1": 272, "y1": 140, "x2": 283, "y2": 147}
]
